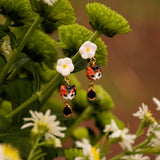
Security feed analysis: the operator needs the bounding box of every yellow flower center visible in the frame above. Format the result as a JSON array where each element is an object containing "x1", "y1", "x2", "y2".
[
  {"x1": 91, "y1": 147, "x2": 100, "y2": 160},
  {"x1": 86, "y1": 48, "x2": 90, "y2": 52},
  {"x1": 63, "y1": 64, "x2": 67, "y2": 69},
  {"x1": 2, "y1": 144, "x2": 21, "y2": 160}
]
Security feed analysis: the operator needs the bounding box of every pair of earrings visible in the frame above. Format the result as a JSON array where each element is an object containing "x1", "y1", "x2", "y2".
[{"x1": 56, "y1": 41, "x2": 102, "y2": 117}]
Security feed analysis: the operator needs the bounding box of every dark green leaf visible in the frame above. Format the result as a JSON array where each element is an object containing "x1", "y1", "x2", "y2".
[
  {"x1": 3, "y1": 78, "x2": 39, "y2": 123},
  {"x1": 0, "y1": 24, "x2": 10, "y2": 38},
  {"x1": 0, "y1": 54, "x2": 6, "y2": 73}
]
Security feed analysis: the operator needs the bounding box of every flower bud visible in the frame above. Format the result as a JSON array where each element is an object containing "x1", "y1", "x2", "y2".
[{"x1": 86, "y1": 3, "x2": 131, "y2": 37}]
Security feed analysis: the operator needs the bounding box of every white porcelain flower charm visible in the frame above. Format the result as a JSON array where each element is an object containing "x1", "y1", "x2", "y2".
[
  {"x1": 79, "y1": 41, "x2": 97, "y2": 59},
  {"x1": 56, "y1": 57, "x2": 74, "y2": 76}
]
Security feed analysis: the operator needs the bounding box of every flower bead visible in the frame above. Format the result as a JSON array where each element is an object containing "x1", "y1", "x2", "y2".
[
  {"x1": 79, "y1": 41, "x2": 97, "y2": 59},
  {"x1": 56, "y1": 57, "x2": 74, "y2": 76}
]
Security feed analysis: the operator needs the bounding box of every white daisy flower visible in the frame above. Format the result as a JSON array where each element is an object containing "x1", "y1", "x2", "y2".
[
  {"x1": 149, "y1": 131, "x2": 160, "y2": 147},
  {"x1": 119, "y1": 128, "x2": 136, "y2": 151},
  {"x1": 153, "y1": 97, "x2": 160, "y2": 111},
  {"x1": 103, "y1": 119, "x2": 122, "y2": 138},
  {"x1": 122, "y1": 154, "x2": 150, "y2": 160},
  {"x1": 0, "y1": 143, "x2": 21, "y2": 160},
  {"x1": 75, "y1": 138, "x2": 103, "y2": 160},
  {"x1": 2, "y1": 40, "x2": 12, "y2": 55},
  {"x1": 133, "y1": 103, "x2": 149, "y2": 119},
  {"x1": 56, "y1": 57, "x2": 74, "y2": 76},
  {"x1": 79, "y1": 41, "x2": 97, "y2": 59},
  {"x1": 37, "y1": 0, "x2": 58, "y2": 6},
  {"x1": 21, "y1": 110, "x2": 66, "y2": 143},
  {"x1": 103, "y1": 120, "x2": 135, "y2": 151},
  {"x1": 146, "y1": 121, "x2": 160, "y2": 137}
]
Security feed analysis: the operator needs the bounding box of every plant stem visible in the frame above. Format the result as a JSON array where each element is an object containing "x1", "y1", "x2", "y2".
[
  {"x1": 0, "y1": 15, "x2": 43, "y2": 85},
  {"x1": 5, "y1": 30, "x2": 101, "y2": 119},
  {"x1": 62, "y1": 106, "x2": 92, "y2": 143},
  {"x1": 5, "y1": 94, "x2": 39, "y2": 119},
  {"x1": 135, "y1": 119, "x2": 144, "y2": 138},
  {"x1": 27, "y1": 138, "x2": 40, "y2": 160}
]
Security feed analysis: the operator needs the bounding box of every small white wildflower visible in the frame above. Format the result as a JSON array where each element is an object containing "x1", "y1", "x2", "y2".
[
  {"x1": 133, "y1": 103, "x2": 149, "y2": 119},
  {"x1": 56, "y1": 57, "x2": 74, "y2": 76},
  {"x1": 79, "y1": 41, "x2": 97, "y2": 59},
  {"x1": 122, "y1": 154, "x2": 150, "y2": 160},
  {"x1": 119, "y1": 128, "x2": 136, "y2": 151},
  {"x1": 75, "y1": 138, "x2": 102, "y2": 160},
  {"x1": 21, "y1": 110, "x2": 66, "y2": 142},
  {"x1": 103, "y1": 119, "x2": 122, "y2": 138},
  {"x1": 149, "y1": 131, "x2": 160, "y2": 147},
  {"x1": 2, "y1": 40, "x2": 12, "y2": 55},
  {"x1": 155, "y1": 155, "x2": 160, "y2": 160},
  {"x1": 103, "y1": 119, "x2": 135, "y2": 151},
  {"x1": 0, "y1": 143, "x2": 21, "y2": 160},
  {"x1": 147, "y1": 121, "x2": 160, "y2": 137},
  {"x1": 153, "y1": 97, "x2": 160, "y2": 111},
  {"x1": 37, "y1": 0, "x2": 58, "y2": 6}
]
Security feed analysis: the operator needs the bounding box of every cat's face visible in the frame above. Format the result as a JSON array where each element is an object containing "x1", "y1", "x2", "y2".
[
  {"x1": 60, "y1": 85, "x2": 76, "y2": 101},
  {"x1": 86, "y1": 65, "x2": 102, "y2": 80}
]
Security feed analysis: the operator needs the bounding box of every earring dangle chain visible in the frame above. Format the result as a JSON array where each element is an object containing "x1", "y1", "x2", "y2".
[
  {"x1": 79, "y1": 41, "x2": 102, "y2": 101},
  {"x1": 56, "y1": 57, "x2": 76, "y2": 117}
]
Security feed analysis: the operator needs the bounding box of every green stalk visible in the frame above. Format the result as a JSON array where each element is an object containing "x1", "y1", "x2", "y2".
[
  {"x1": 62, "y1": 106, "x2": 92, "y2": 143},
  {"x1": 5, "y1": 30, "x2": 101, "y2": 119},
  {"x1": 27, "y1": 138, "x2": 40, "y2": 160},
  {"x1": 5, "y1": 94, "x2": 39, "y2": 119},
  {"x1": 0, "y1": 15, "x2": 43, "y2": 85}
]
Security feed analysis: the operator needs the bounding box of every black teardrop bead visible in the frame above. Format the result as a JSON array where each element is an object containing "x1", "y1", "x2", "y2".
[
  {"x1": 87, "y1": 87, "x2": 96, "y2": 101},
  {"x1": 63, "y1": 103, "x2": 72, "y2": 117}
]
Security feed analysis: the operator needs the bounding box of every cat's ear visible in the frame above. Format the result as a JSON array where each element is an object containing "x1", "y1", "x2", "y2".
[
  {"x1": 60, "y1": 85, "x2": 66, "y2": 94},
  {"x1": 96, "y1": 64, "x2": 101, "y2": 69}
]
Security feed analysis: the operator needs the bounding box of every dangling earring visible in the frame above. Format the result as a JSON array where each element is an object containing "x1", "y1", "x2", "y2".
[
  {"x1": 56, "y1": 57, "x2": 76, "y2": 117},
  {"x1": 79, "y1": 41, "x2": 102, "y2": 101}
]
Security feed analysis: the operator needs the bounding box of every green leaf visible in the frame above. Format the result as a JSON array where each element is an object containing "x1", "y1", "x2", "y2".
[
  {"x1": 58, "y1": 23, "x2": 108, "y2": 68},
  {"x1": 0, "y1": 24, "x2": 10, "y2": 38},
  {"x1": 0, "y1": 54, "x2": 6, "y2": 73},
  {"x1": 33, "y1": 63, "x2": 57, "y2": 83},
  {"x1": 65, "y1": 148, "x2": 83, "y2": 160},
  {"x1": 86, "y1": 3, "x2": 131, "y2": 37},
  {"x1": 0, "y1": 0, "x2": 37, "y2": 25},
  {"x1": 3, "y1": 78, "x2": 39, "y2": 123},
  {"x1": 30, "y1": 0, "x2": 76, "y2": 25},
  {"x1": 90, "y1": 85, "x2": 114, "y2": 111}
]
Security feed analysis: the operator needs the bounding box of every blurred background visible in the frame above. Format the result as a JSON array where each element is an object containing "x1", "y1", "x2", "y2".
[{"x1": 69, "y1": 0, "x2": 160, "y2": 131}]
